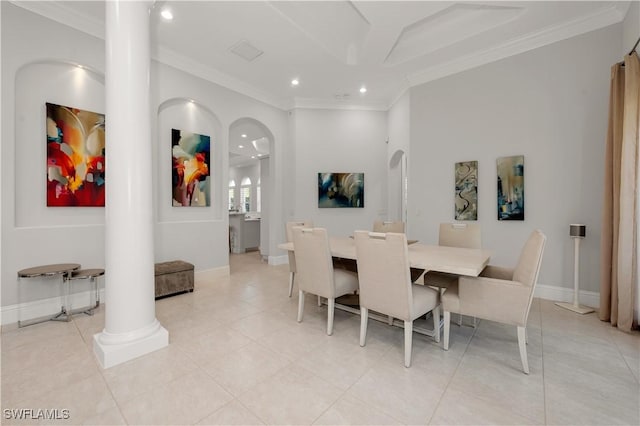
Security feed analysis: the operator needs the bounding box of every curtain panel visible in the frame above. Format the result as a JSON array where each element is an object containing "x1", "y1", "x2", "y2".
[{"x1": 600, "y1": 52, "x2": 639, "y2": 331}]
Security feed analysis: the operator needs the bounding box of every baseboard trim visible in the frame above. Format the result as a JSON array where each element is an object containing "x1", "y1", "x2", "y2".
[
  {"x1": 1, "y1": 288, "x2": 106, "y2": 327},
  {"x1": 535, "y1": 283, "x2": 599, "y2": 308},
  {"x1": 194, "y1": 266, "x2": 230, "y2": 280},
  {"x1": 268, "y1": 255, "x2": 289, "y2": 266}
]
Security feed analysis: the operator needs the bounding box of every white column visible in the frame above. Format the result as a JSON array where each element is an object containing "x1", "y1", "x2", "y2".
[{"x1": 94, "y1": 0, "x2": 168, "y2": 369}]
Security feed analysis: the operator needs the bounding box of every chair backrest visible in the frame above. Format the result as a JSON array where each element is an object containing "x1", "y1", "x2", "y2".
[
  {"x1": 292, "y1": 227, "x2": 336, "y2": 298},
  {"x1": 285, "y1": 220, "x2": 313, "y2": 272},
  {"x1": 286, "y1": 220, "x2": 313, "y2": 242},
  {"x1": 372, "y1": 220, "x2": 405, "y2": 233},
  {"x1": 513, "y1": 229, "x2": 547, "y2": 288},
  {"x1": 354, "y1": 231, "x2": 413, "y2": 321},
  {"x1": 438, "y1": 223, "x2": 481, "y2": 249}
]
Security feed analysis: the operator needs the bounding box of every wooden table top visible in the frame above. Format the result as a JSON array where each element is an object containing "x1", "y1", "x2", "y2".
[{"x1": 17, "y1": 263, "x2": 81, "y2": 278}]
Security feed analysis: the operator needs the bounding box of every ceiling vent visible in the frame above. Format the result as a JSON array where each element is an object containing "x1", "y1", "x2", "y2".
[{"x1": 229, "y1": 40, "x2": 263, "y2": 62}]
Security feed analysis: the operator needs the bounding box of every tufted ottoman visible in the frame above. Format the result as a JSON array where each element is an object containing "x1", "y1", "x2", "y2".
[{"x1": 154, "y1": 260, "x2": 194, "y2": 299}]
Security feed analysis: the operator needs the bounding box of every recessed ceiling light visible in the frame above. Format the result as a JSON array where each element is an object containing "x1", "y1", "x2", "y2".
[
  {"x1": 291, "y1": 79, "x2": 299, "y2": 86},
  {"x1": 241, "y1": 134, "x2": 247, "y2": 138},
  {"x1": 161, "y1": 9, "x2": 173, "y2": 21},
  {"x1": 251, "y1": 156, "x2": 256, "y2": 159},
  {"x1": 359, "y1": 86, "x2": 367, "y2": 94},
  {"x1": 189, "y1": 99, "x2": 195, "y2": 103},
  {"x1": 238, "y1": 145, "x2": 244, "y2": 149}
]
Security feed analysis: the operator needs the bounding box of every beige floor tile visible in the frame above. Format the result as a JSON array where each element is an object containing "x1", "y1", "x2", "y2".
[
  {"x1": 429, "y1": 386, "x2": 539, "y2": 425},
  {"x1": 4, "y1": 252, "x2": 639, "y2": 426},
  {"x1": 346, "y1": 358, "x2": 450, "y2": 425},
  {"x1": 119, "y1": 371, "x2": 233, "y2": 425},
  {"x1": 256, "y1": 321, "x2": 330, "y2": 362},
  {"x1": 201, "y1": 341, "x2": 290, "y2": 396},
  {"x1": 81, "y1": 405, "x2": 126, "y2": 425},
  {"x1": 175, "y1": 325, "x2": 253, "y2": 366},
  {"x1": 101, "y1": 345, "x2": 200, "y2": 404},
  {"x1": 229, "y1": 310, "x2": 293, "y2": 340},
  {"x1": 237, "y1": 364, "x2": 343, "y2": 425},
  {"x1": 29, "y1": 373, "x2": 118, "y2": 425},
  {"x1": 196, "y1": 400, "x2": 265, "y2": 425},
  {"x1": 313, "y1": 393, "x2": 402, "y2": 425}
]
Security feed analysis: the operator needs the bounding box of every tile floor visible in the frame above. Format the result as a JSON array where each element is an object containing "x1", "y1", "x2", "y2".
[{"x1": 2, "y1": 251, "x2": 639, "y2": 425}]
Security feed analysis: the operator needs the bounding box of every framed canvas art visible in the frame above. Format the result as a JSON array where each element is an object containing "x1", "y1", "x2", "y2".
[
  {"x1": 455, "y1": 160, "x2": 478, "y2": 220},
  {"x1": 318, "y1": 172, "x2": 364, "y2": 208},
  {"x1": 172, "y1": 128, "x2": 211, "y2": 206},
  {"x1": 46, "y1": 102, "x2": 105, "y2": 207},
  {"x1": 497, "y1": 155, "x2": 524, "y2": 220}
]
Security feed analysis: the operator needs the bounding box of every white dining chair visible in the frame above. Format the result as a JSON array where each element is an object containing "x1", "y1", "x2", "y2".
[
  {"x1": 293, "y1": 227, "x2": 359, "y2": 335},
  {"x1": 285, "y1": 220, "x2": 313, "y2": 297},
  {"x1": 442, "y1": 229, "x2": 546, "y2": 374},
  {"x1": 354, "y1": 231, "x2": 440, "y2": 367},
  {"x1": 372, "y1": 220, "x2": 405, "y2": 234},
  {"x1": 423, "y1": 223, "x2": 481, "y2": 326}
]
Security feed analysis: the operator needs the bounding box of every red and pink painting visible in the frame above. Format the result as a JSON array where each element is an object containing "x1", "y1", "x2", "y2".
[
  {"x1": 46, "y1": 102, "x2": 105, "y2": 207},
  {"x1": 172, "y1": 128, "x2": 211, "y2": 207}
]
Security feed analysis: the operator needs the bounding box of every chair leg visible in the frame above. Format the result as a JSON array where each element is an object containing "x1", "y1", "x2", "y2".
[
  {"x1": 404, "y1": 320, "x2": 413, "y2": 368},
  {"x1": 443, "y1": 311, "x2": 451, "y2": 350},
  {"x1": 517, "y1": 326, "x2": 529, "y2": 374},
  {"x1": 317, "y1": 295, "x2": 322, "y2": 307},
  {"x1": 297, "y1": 290, "x2": 305, "y2": 322},
  {"x1": 387, "y1": 315, "x2": 394, "y2": 326},
  {"x1": 288, "y1": 272, "x2": 295, "y2": 297},
  {"x1": 327, "y1": 298, "x2": 335, "y2": 335},
  {"x1": 360, "y1": 307, "x2": 368, "y2": 347},
  {"x1": 432, "y1": 305, "x2": 440, "y2": 343}
]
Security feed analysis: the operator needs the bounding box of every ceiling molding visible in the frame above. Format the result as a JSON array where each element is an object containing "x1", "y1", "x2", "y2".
[
  {"x1": 11, "y1": 1, "x2": 629, "y2": 113},
  {"x1": 10, "y1": 0, "x2": 105, "y2": 39},
  {"x1": 153, "y1": 46, "x2": 289, "y2": 110},
  {"x1": 290, "y1": 97, "x2": 389, "y2": 112},
  {"x1": 407, "y1": 3, "x2": 626, "y2": 87}
]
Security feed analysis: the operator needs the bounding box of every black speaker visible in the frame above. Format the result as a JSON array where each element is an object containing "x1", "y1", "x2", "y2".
[{"x1": 570, "y1": 224, "x2": 586, "y2": 238}]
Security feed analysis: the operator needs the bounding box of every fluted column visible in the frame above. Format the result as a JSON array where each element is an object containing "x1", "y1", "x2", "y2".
[{"x1": 94, "y1": 0, "x2": 168, "y2": 369}]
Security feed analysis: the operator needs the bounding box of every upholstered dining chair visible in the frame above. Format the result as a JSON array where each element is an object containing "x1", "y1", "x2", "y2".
[
  {"x1": 423, "y1": 223, "x2": 482, "y2": 325},
  {"x1": 442, "y1": 229, "x2": 547, "y2": 374},
  {"x1": 372, "y1": 220, "x2": 405, "y2": 233},
  {"x1": 354, "y1": 231, "x2": 440, "y2": 367},
  {"x1": 285, "y1": 220, "x2": 313, "y2": 297},
  {"x1": 293, "y1": 227, "x2": 359, "y2": 335}
]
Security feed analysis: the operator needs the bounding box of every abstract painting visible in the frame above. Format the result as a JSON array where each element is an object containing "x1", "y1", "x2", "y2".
[
  {"x1": 172, "y1": 128, "x2": 210, "y2": 206},
  {"x1": 46, "y1": 102, "x2": 105, "y2": 207},
  {"x1": 497, "y1": 155, "x2": 524, "y2": 220},
  {"x1": 318, "y1": 173, "x2": 364, "y2": 208},
  {"x1": 455, "y1": 161, "x2": 478, "y2": 220}
]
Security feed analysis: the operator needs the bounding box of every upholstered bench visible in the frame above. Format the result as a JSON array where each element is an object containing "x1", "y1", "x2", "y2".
[{"x1": 154, "y1": 260, "x2": 194, "y2": 299}]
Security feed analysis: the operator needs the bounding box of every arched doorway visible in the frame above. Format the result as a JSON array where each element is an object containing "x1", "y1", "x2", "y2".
[{"x1": 228, "y1": 118, "x2": 275, "y2": 259}]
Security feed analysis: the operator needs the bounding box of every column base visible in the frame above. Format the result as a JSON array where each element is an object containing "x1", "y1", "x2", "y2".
[
  {"x1": 555, "y1": 301, "x2": 594, "y2": 315},
  {"x1": 93, "y1": 321, "x2": 169, "y2": 369}
]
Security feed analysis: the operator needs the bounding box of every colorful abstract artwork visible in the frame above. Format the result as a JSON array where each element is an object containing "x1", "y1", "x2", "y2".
[
  {"x1": 172, "y1": 128, "x2": 210, "y2": 207},
  {"x1": 318, "y1": 173, "x2": 364, "y2": 208},
  {"x1": 46, "y1": 102, "x2": 105, "y2": 207},
  {"x1": 455, "y1": 161, "x2": 478, "y2": 220},
  {"x1": 497, "y1": 155, "x2": 524, "y2": 220}
]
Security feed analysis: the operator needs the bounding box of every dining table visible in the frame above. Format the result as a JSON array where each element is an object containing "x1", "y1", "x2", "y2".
[{"x1": 278, "y1": 235, "x2": 492, "y2": 337}]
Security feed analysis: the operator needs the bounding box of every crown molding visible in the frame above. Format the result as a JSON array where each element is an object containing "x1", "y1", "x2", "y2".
[
  {"x1": 11, "y1": 1, "x2": 629, "y2": 113},
  {"x1": 10, "y1": 0, "x2": 105, "y2": 39},
  {"x1": 153, "y1": 45, "x2": 289, "y2": 110},
  {"x1": 407, "y1": 3, "x2": 626, "y2": 87},
  {"x1": 289, "y1": 97, "x2": 389, "y2": 111}
]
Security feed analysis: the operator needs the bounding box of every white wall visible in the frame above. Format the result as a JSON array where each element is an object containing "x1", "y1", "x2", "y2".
[
  {"x1": 408, "y1": 24, "x2": 621, "y2": 294},
  {"x1": 622, "y1": 1, "x2": 639, "y2": 56},
  {"x1": 290, "y1": 108, "x2": 388, "y2": 237},
  {"x1": 1, "y1": 3, "x2": 288, "y2": 311},
  {"x1": 387, "y1": 90, "x2": 411, "y2": 223}
]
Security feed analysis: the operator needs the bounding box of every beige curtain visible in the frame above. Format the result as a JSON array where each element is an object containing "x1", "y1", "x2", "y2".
[{"x1": 600, "y1": 52, "x2": 639, "y2": 331}]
